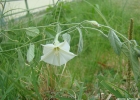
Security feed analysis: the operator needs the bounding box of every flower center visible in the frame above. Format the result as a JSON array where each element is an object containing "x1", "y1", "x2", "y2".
[{"x1": 54, "y1": 47, "x2": 60, "y2": 56}]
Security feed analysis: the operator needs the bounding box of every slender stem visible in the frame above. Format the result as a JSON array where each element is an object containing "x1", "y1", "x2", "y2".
[
  {"x1": 2, "y1": 33, "x2": 18, "y2": 42},
  {"x1": 60, "y1": 63, "x2": 67, "y2": 81},
  {"x1": 0, "y1": 38, "x2": 53, "y2": 53},
  {"x1": 52, "y1": 0, "x2": 55, "y2": 5},
  {"x1": 1, "y1": 0, "x2": 6, "y2": 14},
  {"x1": 80, "y1": 26, "x2": 108, "y2": 38},
  {"x1": 3, "y1": 20, "x2": 86, "y2": 32},
  {"x1": 57, "y1": 1, "x2": 62, "y2": 22},
  {"x1": 3, "y1": 25, "x2": 56, "y2": 32},
  {"x1": 25, "y1": 0, "x2": 30, "y2": 15},
  {"x1": 100, "y1": 24, "x2": 130, "y2": 42},
  {"x1": 53, "y1": 20, "x2": 95, "y2": 43}
]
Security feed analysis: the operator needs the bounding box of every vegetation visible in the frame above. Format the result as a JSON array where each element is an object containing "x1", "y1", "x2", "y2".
[{"x1": 0, "y1": 0, "x2": 140, "y2": 99}]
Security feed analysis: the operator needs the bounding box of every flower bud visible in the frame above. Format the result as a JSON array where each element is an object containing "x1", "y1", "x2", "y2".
[{"x1": 87, "y1": 20, "x2": 100, "y2": 27}]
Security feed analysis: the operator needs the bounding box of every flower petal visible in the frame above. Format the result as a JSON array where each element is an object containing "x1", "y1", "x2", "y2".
[
  {"x1": 41, "y1": 50, "x2": 54, "y2": 64},
  {"x1": 42, "y1": 44, "x2": 54, "y2": 54},
  {"x1": 57, "y1": 41, "x2": 70, "y2": 51},
  {"x1": 58, "y1": 49, "x2": 76, "y2": 66},
  {"x1": 41, "y1": 48, "x2": 61, "y2": 66},
  {"x1": 52, "y1": 54, "x2": 60, "y2": 66}
]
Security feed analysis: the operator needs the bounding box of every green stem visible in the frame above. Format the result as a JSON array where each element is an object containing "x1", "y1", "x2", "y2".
[
  {"x1": 80, "y1": 26, "x2": 108, "y2": 38},
  {"x1": 2, "y1": 33, "x2": 18, "y2": 42},
  {"x1": 0, "y1": 38, "x2": 53, "y2": 53},
  {"x1": 100, "y1": 24, "x2": 130, "y2": 42},
  {"x1": 2, "y1": 21, "x2": 86, "y2": 32},
  {"x1": 60, "y1": 63, "x2": 67, "y2": 80}
]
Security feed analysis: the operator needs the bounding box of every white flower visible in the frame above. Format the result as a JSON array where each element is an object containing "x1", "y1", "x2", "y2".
[{"x1": 41, "y1": 40, "x2": 76, "y2": 66}]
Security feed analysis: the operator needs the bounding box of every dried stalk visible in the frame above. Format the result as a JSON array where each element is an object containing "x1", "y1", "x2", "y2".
[{"x1": 127, "y1": 18, "x2": 133, "y2": 92}]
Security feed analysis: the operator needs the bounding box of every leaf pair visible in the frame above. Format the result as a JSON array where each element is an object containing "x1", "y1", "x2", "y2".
[
  {"x1": 25, "y1": 27, "x2": 38, "y2": 62},
  {"x1": 108, "y1": 30, "x2": 122, "y2": 55},
  {"x1": 24, "y1": 27, "x2": 38, "y2": 63}
]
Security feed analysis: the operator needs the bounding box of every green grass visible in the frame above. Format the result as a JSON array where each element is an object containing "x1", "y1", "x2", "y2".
[{"x1": 0, "y1": 0, "x2": 140, "y2": 99}]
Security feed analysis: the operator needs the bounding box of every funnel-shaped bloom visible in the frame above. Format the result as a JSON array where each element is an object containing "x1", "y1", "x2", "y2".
[{"x1": 41, "y1": 41, "x2": 76, "y2": 66}]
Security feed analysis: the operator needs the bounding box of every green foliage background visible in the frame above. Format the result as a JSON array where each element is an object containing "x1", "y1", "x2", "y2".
[{"x1": 0, "y1": 0, "x2": 140, "y2": 99}]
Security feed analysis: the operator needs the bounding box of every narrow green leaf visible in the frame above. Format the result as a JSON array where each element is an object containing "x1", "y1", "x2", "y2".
[
  {"x1": 31, "y1": 67, "x2": 42, "y2": 100},
  {"x1": 100, "y1": 81, "x2": 124, "y2": 98},
  {"x1": 106, "y1": 81, "x2": 132, "y2": 97},
  {"x1": 27, "y1": 43, "x2": 35, "y2": 63},
  {"x1": 0, "y1": 32, "x2": 3, "y2": 43},
  {"x1": 122, "y1": 41, "x2": 140, "y2": 91},
  {"x1": 0, "y1": 68, "x2": 38, "y2": 99},
  {"x1": 95, "y1": 4, "x2": 100, "y2": 10},
  {"x1": 134, "y1": 45, "x2": 140, "y2": 57},
  {"x1": 45, "y1": 31, "x2": 54, "y2": 38},
  {"x1": 78, "y1": 83, "x2": 85, "y2": 100},
  {"x1": 129, "y1": 46, "x2": 140, "y2": 83},
  {"x1": 97, "y1": 74, "x2": 132, "y2": 98},
  {"x1": 121, "y1": 42, "x2": 129, "y2": 57},
  {"x1": 26, "y1": 27, "x2": 39, "y2": 37},
  {"x1": 108, "y1": 30, "x2": 122, "y2": 55},
  {"x1": 1, "y1": 84, "x2": 14, "y2": 100},
  {"x1": 56, "y1": 97, "x2": 74, "y2": 100},
  {"x1": 77, "y1": 27, "x2": 83, "y2": 54},
  {"x1": 45, "y1": 27, "x2": 56, "y2": 37},
  {"x1": 0, "y1": 46, "x2": 3, "y2": 51},
  {"x1": 17, "y1": 49, "x2": 24, "y2": 67}
]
